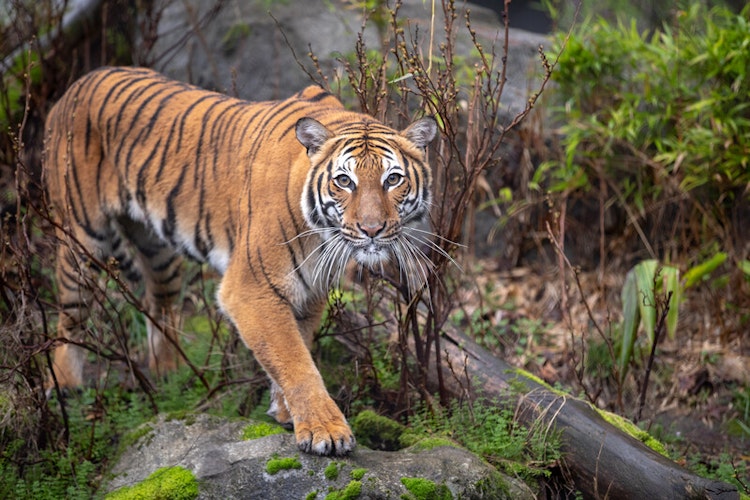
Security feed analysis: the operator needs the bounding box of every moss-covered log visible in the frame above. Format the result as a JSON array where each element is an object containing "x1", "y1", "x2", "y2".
[{"x1": 427, "y1": 329, "x2": 739, "y2": 499}]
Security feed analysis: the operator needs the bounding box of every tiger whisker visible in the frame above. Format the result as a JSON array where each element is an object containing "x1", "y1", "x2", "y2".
[
  {"x1": 393, "y1": 237, "x2": 432, "y2": 292},
  {"x1": 403, "y1": 228, "x2": 462, "y2": 272},
  {"x1": 404, "y1": 226, "x2": 466, "y2": 249},
  {"x1": 280, "y1": 226, "x2": 331, "y2": 245},
  {"x1": 286, "y1": 231, "x2": 337, "y2": 279}
]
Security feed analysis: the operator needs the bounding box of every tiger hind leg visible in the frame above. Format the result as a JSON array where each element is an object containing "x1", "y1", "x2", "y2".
[
  {"x1": 49, "y1": 241, "x2": 93, "y2": 389},
  {"x1": 49, "y1": 219, "x2": 134, "y2": 390},
  {"x1": 118, "y1": 217, "x2": 184, "y2": 377}
]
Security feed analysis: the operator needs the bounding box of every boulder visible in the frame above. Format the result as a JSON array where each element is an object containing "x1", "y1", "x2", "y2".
[
  {"x1": 107, "y1": 413, "x2": 535, "y2": 499},
  {"x1": 149, "y1": 0, "x2": 547, "y2": 116}
]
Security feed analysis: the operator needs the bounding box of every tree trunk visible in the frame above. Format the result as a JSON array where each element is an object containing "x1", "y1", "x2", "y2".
[{"x1": 426, "y1": 328, "x2": 740, "y2": 500}]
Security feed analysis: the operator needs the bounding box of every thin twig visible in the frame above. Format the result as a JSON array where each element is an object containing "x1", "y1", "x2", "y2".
[{"x1": 635, "y1": 290, "x2": 672, "y2": 423}]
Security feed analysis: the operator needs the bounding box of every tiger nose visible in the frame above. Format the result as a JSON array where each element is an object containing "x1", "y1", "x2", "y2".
[{"x1": 358, "y1": 222, "x2": 385, "y2": 238}]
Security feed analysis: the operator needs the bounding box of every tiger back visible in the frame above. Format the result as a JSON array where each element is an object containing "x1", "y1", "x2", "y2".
[{"x1": 43, "y1": 66, "x2": 437, "y2": 455}]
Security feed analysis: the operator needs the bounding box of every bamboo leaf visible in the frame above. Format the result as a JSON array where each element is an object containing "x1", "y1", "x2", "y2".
[
  {"x1": 635, "y1": 260, "x2": 657, "y2": 346},
  {"x1": 738, "y1": 259, "x2": 750, "y2": 277},
  {"x1": 619, "y1": 268, "x2": 640, "y2": 383},
  {"x1": 683, "y1": 252, "x2": 727, "y2": 288}
]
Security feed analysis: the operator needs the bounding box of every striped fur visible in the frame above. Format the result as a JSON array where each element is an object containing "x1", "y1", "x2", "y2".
[{"x1": 43, "y1": 66, "x2": 437, "y2": 455}]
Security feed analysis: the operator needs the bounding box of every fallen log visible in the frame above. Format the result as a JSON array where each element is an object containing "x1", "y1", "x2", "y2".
[
  {"x1": 428, "y1": 328, "x2": 740, "y2": 499},
  {"x1": 333, "y1": 307, "x2": 739, "y2": 499}
]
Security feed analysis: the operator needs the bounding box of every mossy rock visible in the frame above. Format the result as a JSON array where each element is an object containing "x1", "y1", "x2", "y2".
[
  {"x1": 106, "y1": 466, "x2": 198, "y2": 500},
  {"x1": 350, "y1": 410, "x2": 405, "y2": 451},
  {"x1": 401, "y1": 477, "x2": 452, "y2": 500},
  {"x1": 324, "y1": 462, "x2": 341, "y2": 480},
  {"x1": 242, "y1": 422, "x2": 288, "y2": 440},
  {"x1": 400, "y1": 434, "x2": 458, "y2": 451},
  {"x1": 266, "y1": 456, "x2": 302, "y2": 475},
  {"x1": 323, "y1": 480, "x2": 362, "y2": 500}
]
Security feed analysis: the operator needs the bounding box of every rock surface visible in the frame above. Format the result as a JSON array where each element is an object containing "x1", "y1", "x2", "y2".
[
  {"x1": 148, "y1": 0, "x2": 548, "y2": 115},
  {"x1": 107, "y1": 413, "x2": 535, "y2": 499}
]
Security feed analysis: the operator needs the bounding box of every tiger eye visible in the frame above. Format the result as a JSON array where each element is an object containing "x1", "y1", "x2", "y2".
[
  {"x1": 335, "y1": 174, "x2": 352, "y2": 188},
  {"x1": 385, "y1": 173, "x2": 402, "y2": 187}
]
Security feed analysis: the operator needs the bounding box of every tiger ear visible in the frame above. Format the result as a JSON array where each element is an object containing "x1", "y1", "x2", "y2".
[
  {"x1": 296, "y1": 117, "x2": 333, "y2": 155},
  {"x1": 401, "y1": 116, "x2": 438, "y2": 149}
]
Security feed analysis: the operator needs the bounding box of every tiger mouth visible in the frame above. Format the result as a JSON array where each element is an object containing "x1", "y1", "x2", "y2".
[{"x1": 351, "y1": 242, "x2": 391, "y2": 266}]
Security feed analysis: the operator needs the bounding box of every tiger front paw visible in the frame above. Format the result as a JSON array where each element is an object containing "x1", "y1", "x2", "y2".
[{"x1": 293, "y1": 400, "x2": 355, "y2": 456}]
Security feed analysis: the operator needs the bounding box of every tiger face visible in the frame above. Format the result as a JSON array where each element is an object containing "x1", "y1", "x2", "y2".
[{"x1": 296, "y1": 116, "x2": 437, "y2": 291}]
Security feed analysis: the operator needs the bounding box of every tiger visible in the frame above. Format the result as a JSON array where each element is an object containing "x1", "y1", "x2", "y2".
[{"x1": 42, "y1": 66, "x2": 437, "y2": 456}]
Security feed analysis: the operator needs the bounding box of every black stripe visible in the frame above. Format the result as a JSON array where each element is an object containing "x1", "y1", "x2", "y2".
[
  {"x1": 278, "y1": 220, "x2": 311, "y2": 292},
  {"x1": 162, "y1": 163, "x2": 189, "y2": 245},
  {"x1": 256, "y1": 247, "x2": 291, "y2": 307},
  {"x1": 135, "y1": 137, "x2": 163, "y2": 207}
]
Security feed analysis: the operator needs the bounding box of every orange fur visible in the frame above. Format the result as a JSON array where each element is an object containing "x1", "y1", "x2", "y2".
[{"x1": 43, "y1": 66, "x2": 437, "y2": 455}]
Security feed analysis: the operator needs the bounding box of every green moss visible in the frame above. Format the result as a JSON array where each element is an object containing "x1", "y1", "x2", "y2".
[
  {"x1": 474, "y1": 471, "x2": 511, "y2": 499},
  {"x1": 509, "y1": 368, "x2": 567, "y2": 396},
  {"x1": 324, "y1": 480, "x2": 362, "y2": 500},
  {"x1": 350, "y1": 468, "x2": 367, "y2": 480},
  {"x1": 306, "y1": 492, "x2": 318, "y2": 500},
  {"x1": 106, "y1": 466, "x2": 198, "y2": 500},
  {"x1": 120, "y1": 423, "x2": 155, "y2": 450},
  {"x1": 350, "y1": 410, "x2": 405, "y2": 450},
  {"x1": 241, "y1": 422, "x2": 287, "y2": 440},
  {"x1": 164, "y1": 410, "x2": 195, "y2": 425},
  {"x1": 265, "y1": 456, "x2": 302, "y2": 475},
  {"x1": 400, "y1": 477, "x2": 452, "y2": 500},
  {"x1": 324, "y1": 462, "x2": 340, "y2": 480},
  {"x1": 596, "y1": 408, "x2": 668, "y2": 457}
]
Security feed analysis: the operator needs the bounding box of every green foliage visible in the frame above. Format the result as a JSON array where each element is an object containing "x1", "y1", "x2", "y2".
[
  {"x1": 0, "y1": 385, "x2": 157, "y2": 499},
  {"x1": 105, "y1": 466, "x2": 198, "y2": 500},
  {"x1": 0, "y1": 298, "x2": 259, "y2": 498},
  {"x1": 687, "y1": 452, "x2": 748, "y2": 493},
  {"x1": 537, "y1": 4, "x2": 750, "y2": 254},
  {"x1": 404, "y1": 399, "x2": 561, "y2": 480},
  {"x1": 618, "y1": 253, "x2": 727, "y2": 381},
  {"x1": 0, "y1": 51, "x2": 41, "y2": 131},
  {"x1": 729, "y1": 386, "x2": 750, "y2": 439}
]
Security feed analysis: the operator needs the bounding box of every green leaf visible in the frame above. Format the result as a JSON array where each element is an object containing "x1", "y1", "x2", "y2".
[
  {"x1": 619, "y1": 268, "x2": 640, "y2": 383},
  {"x1": 634, "y1": 260, "x2": 658, "y2": 346},
  {"x1": 683, "y1": 252, "x2": 727, "y2": 288},
  {"x1": 738, "y1": 260, "x2": 750, "y2": 277}
]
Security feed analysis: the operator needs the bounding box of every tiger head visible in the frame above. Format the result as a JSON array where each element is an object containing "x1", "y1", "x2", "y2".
[{"x1": 296, "y1": 116, "x2": 438, "y2": 291}]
